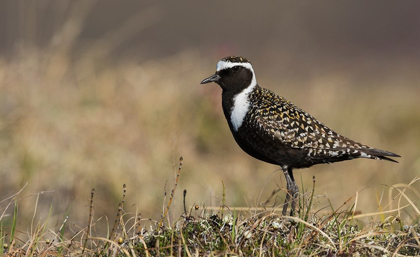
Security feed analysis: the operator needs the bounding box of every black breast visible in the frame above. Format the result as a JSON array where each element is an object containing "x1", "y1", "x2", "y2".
[{"x1": 221, "y1": 88, "x2": 279, "y2": 165}]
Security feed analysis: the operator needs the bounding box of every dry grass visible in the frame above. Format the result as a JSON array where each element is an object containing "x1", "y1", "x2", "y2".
[
  {"x1": 1, "y1": 2, "x2": 420, "y2": 256},
  {"x1": 1, "y1": 173, "x2": 419, "y2": 256}
]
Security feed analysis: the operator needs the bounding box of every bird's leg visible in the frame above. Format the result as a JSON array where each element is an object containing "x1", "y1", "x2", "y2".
[
  {"x1": 287, "y1": 167, "x2": 299, "y2": 216},
  {"x1": 281, "y1": 166, "x2": 291, "y2": 215},
  {"x1": 282, "y1": 188, "x2": 291, "y2": 215},
  {"x1": 281, "y1": 166, "x2": 299, "y2": 216}
]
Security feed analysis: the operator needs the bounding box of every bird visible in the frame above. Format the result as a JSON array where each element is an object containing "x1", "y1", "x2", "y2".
[{"x1": 200, "y1": 56, "x2": 400, "y2": 216}]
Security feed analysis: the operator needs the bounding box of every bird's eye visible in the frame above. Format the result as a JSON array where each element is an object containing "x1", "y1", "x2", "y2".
[{"x1": 232, "y1": 66, "x2": 240, "y2": 71}]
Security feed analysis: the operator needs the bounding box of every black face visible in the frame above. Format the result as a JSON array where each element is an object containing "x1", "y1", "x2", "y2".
[{"x1": 201, "y1": 65, "x2": 254, "y2": 95}]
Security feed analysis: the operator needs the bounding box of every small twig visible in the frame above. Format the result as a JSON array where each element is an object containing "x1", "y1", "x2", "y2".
[
  {"x1": 58, "y1": 215, "x2": 69, "y2": 235},
  {"x1": 162, "y1": 180, "x2": 168, "y2": 223},
  {"x1": 82, "y1": 188, "x2": 95, "y2": 254},
  {"x1": 221, "y1": 181, "x2": 226, "y2": 216},
  {"x1": 158, "y1": 156, "x2": 183, "y2": 229},
  {"x1": 183, "y1": 189, "x2": 187, "y2": 215},
  {"x1": 109, "y1": 184, "x2": 128, "y2": 243},
  {"x1": 102, "y1": 184, "x2": 127, "y2": 255},
  {"x1": 304, "y1": 176, "x2": 316, "y2": 221},
  {"x1": 349, "y1": 204, "x2": 410, "y2": 220},
  {"x1": 135, "y1": 214, "x2": 142, "y2": 236},
  {"x1": 121, "y1": 184, "x2": 127, "y2": 209},
  {"x1": 109, "y1": 203, "x2": 123, "y2": 242}
]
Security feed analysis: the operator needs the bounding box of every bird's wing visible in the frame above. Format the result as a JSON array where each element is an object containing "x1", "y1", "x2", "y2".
[{"x1": 249, "y1": 90, "x2": 399, "y2": 163}]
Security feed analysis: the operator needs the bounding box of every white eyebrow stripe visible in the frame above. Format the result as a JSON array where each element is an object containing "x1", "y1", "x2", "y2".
[
  {"x1": 216, "y1": 61, "x2": 254, "y2": 72},
  {"x1": 216, "y1": 60, "x2": 257, "y2": 89}
]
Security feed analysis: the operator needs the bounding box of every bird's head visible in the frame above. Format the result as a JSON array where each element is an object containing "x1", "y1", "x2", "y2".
[{"x1": 201, "y1": 56, "x2": 257, "y2": 94}]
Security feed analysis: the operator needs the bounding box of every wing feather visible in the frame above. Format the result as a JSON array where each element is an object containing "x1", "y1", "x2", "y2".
[{"x1": 242, "y1": 87, "x2": 400, "y2": 166}]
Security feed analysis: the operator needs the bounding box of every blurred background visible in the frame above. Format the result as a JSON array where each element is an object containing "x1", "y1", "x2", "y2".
[{"x1": 0, "y1": 0, "x2": 419, "y2": 230}]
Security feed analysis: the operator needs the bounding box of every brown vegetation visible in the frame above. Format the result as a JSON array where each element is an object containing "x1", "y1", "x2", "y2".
[{"x1": 1, "y1": 1, "x2": 419, "y2": 256}]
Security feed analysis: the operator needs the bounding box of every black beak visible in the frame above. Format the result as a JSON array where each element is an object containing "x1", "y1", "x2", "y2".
[{"x1": 201, "y1": 74, "x2": 221, "y2": 84}]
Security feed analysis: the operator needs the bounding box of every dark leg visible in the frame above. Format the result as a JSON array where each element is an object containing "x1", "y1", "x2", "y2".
[
  {"x1": 288, "y1": 167, "x2": 299, "y2": 215},
  {"x1": 281, "y1": 166, "x2": 299, "y2": 216},
  {"x1": 281, "y1": 184, "x2": 291, "y2": 215}
]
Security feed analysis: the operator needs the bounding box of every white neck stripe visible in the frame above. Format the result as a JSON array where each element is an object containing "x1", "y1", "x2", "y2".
[{"x1": 217, "y1": 61, "x2": 258, "y2": 131}]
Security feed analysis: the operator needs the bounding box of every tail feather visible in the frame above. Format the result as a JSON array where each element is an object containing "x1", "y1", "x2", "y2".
[{"x1": 359, "y1": 148, "x2": 400, "y2": 163}]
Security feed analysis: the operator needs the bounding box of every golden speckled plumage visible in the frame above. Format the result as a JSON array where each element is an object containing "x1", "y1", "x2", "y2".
[
  {"x1": 201, "y1": 56, "x2": 400, "y2": 216},
  {"x1": 238, "y1": 85, "x2": 398, "y2": 168},
  {"x1": 222, "y1": 56, "x2": 250, "y2": 63}
]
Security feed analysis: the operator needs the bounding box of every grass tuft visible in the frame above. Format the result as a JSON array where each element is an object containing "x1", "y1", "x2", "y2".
[{"x1": 1, "y1": 174, "x2": 419, "y2": 256}]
